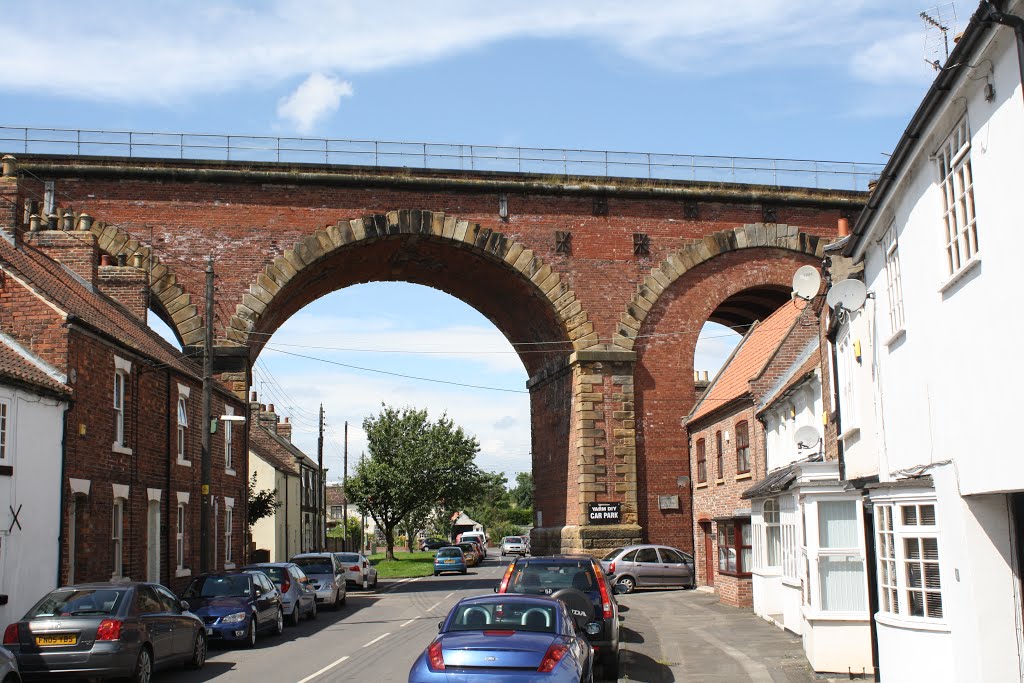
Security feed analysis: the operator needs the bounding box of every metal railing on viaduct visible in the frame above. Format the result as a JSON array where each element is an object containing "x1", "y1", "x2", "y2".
[{"x1": 0, "y1": 125, "x2": 883, "y2": 192}]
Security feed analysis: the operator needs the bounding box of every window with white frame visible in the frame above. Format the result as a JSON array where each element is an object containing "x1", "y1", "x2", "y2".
[
  {"x1": 113, "y1": 371, "x2": 126, "y2": 447},
  {"x1": 937, "y1": 117, "x2": 978, "y2": 278},
  {"x1": 816, "y1": 500, "x2": 866, "y2": 612},
  {"x1": 875, "y1": 500, "x2": 942, "y2": 619},
  {"x1": 224, "y1": 502, "x2": 234, "y2": 565},
  {"x1": 224, "y1": 406, "x2": 234, "y2": 472},
  {"x1": 176, "y1": 503, "x2": 186, "y2": 570},
  {"x1": 112, "y1": 499, "x2": 124, "y2": 578},
  {"x1": 836, "y1": 328, "x2": 858, "y2": 430},
  {"x1": 883, "y1": 221, "x2": 905, "y2": 334},
  {"x1": 0, "y1": 399, "x2": 8, "y2": 461},
  {"x1": 764, "y1": 499, "x2": 781, "y2": 568},
  {"x1": 177, "y1": 396, "x2": 189, "y2": 462},
  {"x1": 781, "y1": 496, "x2": 799, "y2": 581}
]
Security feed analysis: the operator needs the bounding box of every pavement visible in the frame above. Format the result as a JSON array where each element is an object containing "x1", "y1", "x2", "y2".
[{"x1": 617, "y1": 587, "x2": 851, "y2": 683}]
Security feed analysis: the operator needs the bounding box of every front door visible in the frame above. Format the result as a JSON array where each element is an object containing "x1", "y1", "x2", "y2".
[
  {"x1": 701, "y1": 522, "x2": 714, "y2": 587},
  {"x1": 147, "y1": 501, "x2": 160, "y2": 583}
]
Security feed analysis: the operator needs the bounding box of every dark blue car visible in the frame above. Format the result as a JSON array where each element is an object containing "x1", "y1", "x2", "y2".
[{"x1": 180, "y1": 571, "x2": 284, "y2": 648}]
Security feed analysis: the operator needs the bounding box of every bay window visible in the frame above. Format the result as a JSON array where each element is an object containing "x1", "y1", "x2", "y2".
[
  {"x1": 875, "y1": 500, "x2": 943, "y2": 620},
  {"x1": 718, "y1": 519, "x2": 752, "y2": 575}
]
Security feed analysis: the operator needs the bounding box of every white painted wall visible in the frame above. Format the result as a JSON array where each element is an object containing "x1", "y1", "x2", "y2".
[{"x1": 0, "y1": 382, "x2": 66, "y2": 627}]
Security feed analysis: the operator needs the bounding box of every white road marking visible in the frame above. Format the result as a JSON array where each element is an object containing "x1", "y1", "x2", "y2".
[
  {"x1": 381, "y1": 576, "x2": 422, "y2": 594},
  {"x1": 363, "y1": 633, "x2": 391, "y2": 647},
  {"x1": 400, "y1": 618, "x2": 417, "y2": 628},
  {"x1": 444, "y1": 592, "x2": 454, "y2": 599},
  {"x1": 427, "y1": 600, "x2": 443, "y2": 611},
  {"x1": 295, "y1": 655, "x2": 349, "y2": 683}
]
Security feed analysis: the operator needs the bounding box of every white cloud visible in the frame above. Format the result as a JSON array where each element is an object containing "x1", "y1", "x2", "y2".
[
  {"x1": 276, "y1": 73, "x2": 353, "y2": 134},
  {"x1": 850, "y1": 31, "x2": 937, "y2": 86}
]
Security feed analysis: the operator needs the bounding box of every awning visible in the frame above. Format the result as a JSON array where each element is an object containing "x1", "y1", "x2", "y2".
[{"x1": 741, "y1": 463, "x2": 799, "y2": 500}]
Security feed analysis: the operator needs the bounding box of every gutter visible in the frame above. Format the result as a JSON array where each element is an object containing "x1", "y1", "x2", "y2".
[{"x1": 984, "y1": 0, "x2": 1024, "y2": 103}]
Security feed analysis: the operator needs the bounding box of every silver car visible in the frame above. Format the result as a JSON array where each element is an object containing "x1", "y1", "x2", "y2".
[
  {"x1": 600, "y1": 544, "x2": 696, "y2": 593},
  {"x1": 0, "y1": 644, "x2": 20, "y2": 683},
  {"x1": 289, "y1": 553, "x2": 347, "y2": 609},
  {"x1": 500, "y1": 536, "x2": 529, "y2": 557},
  {"x1": 244, "y1": 562, "x2": 318, "y2": 626},
  {"x1": 332, "y1": 552, "x2": 379, "y2": 589}
]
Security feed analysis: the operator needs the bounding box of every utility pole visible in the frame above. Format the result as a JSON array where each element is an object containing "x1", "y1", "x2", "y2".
[
  {"x1": 318, "y1": 403, "x2": 324, "y2": 551},
  {"x1": 360, "y1": 451, "x2": 366, "y2": 552},
  {"x1": 342, "y1": 421, "x2": 348, "y2": 551},
  {"x1": 199, "y1": 256, "x2": 214, "y2": 574}
]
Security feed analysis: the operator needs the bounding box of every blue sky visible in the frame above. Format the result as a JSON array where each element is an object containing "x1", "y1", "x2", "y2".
[{"x1": 4, "y1": 1, "x2": 967, "y2": 483}]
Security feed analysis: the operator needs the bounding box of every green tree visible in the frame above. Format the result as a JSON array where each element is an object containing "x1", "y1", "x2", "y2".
[
  {"x1": 327, "y1": 516, "x2": 363, "y2": 549},
  {"x1": 346, "y1": 405, "x2": 483, "y2": 561},
  {"x1": 399, "y1": 503, "x2": 434, "y2": 552},
  {"x1": 247, "y1": 471, "x2": 281, "y2": 528},
  {"x1": 511, "y1": 471, "x2": 533, "y2": 509}
]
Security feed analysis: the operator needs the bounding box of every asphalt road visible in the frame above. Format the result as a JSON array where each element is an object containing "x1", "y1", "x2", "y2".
[{"x1": 157, "y1": 552, "x2": 513, "y2": 683}]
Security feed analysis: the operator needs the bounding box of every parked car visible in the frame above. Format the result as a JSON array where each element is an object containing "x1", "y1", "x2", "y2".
[
  {"x1": 3, "y1": 582, "x2": 207, "y2": 681},
  {"x1": 290, "y1": 553, "x2": 347, "y2": 609},
  {"x1": 455, "y1": 542, "x2": 481, "y2": 567},
  {"x1": 182, "y1": 571, "x2": 284, "y2": 647},
  {"x1": 433, "y1": 546, "x2": 468, "y2": 576},
  {"x1": 599, "y1": 544, "x2": 696, "y2": 593},
  {"x1": 0, "y1": 645, "x2": 18, "y2": 683},
  {"x1": 332, "y1": 552, "x2": 379, "y2": 589},
  {"x1": 500, "y1": 536, "x2": 529, "y2": 557},
  {"x1": 408, "y1": 594, "x2": 595, "y2": 682},
  {"x1": 420, "y1": 538, "x2": 450, "y2": 551},
  {"x1": 244, "y1": 562, "x2": 317, "y2": 626},
  {"x1": 457, "y1": 532, "x2": 488, "y2": 558},
  {"x1": 497, "y1": 555, "x2": 625, "y2": 679}
]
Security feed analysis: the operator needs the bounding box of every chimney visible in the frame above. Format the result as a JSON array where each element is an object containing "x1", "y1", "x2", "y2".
[
  {"x1": 23, "y1": 217, "x2": 100, "y2": 285},
  {"x1": 0, "y1": 156, "x2": 18, "y2": 243},
  {"x1": 837, "y1": 217, "x2": 851, "y2": 237},
  {"x1": 249, "y1": 392, "x2": 262, "y2": 426},
  {"x1": 259, "y1": 403, "x2": 278, "y2": 433},
  {"x1": 98, "y1": 256, "x2": 149, "y2": 323},
  {"x1": 278, "y1": 416, "x2": 292, "y2": 442}
]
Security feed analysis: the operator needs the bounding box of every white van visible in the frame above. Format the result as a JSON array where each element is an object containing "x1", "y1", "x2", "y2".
[{"x1": 457, "y1": 531, "x2": 488, "y2": 558}]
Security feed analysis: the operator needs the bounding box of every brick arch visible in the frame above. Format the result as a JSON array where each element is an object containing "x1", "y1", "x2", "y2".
[
  {"x1": 225, "y1": 209, "x2": 597, "y2": 364},
  {"x1": 612, "y1": 223, "x2": 825, "y2": 351}
]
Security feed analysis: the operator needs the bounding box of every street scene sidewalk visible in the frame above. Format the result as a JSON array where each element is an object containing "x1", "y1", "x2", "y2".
[{"x1": 618, "y1": 588, "x2": 848, "y2": 683}]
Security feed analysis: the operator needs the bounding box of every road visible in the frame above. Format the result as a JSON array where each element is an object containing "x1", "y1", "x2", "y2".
[{"x1": 158, "y1": 552, "x2": 520, "y2": 683}]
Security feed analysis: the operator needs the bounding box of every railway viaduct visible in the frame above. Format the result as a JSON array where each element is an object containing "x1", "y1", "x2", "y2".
[{"x1": 0, "y1": 150, "x2": 867, "y2": 556}]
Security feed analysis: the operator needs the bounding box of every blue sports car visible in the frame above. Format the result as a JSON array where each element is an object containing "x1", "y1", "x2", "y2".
[{"x1": 409, "y1": 595, "x2": 596, "y2": 682}]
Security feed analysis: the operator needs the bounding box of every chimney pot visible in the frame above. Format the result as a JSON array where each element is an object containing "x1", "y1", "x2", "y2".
[
  {"x1": 131, "y1": 253, "x2": 145, "y2": 269},
  {"x1": 62, "y1": 213, "x2": 75, "y2": 231},
  {"x1": 29, "y1": 214, "x2": 41, "y2": 232},
  {"x1": 100, "y1": 254, "x2": 114, "y2": 266},
  {"x1": 838, "y1": 217, "x2": 850, "y2": 237},
  {"x1": 268, "y1": 404, "x2": 275, "y2": 413},
  {"x1": 79, "y1": 214, "x2": 93, "y2": 231},
  {"x1": 1, "y1": 155, "x2": 16, "y2": 177},
  {"x1": 47, "y1": 214, "x2": 57, "y2": 230},
  {"x1": 250, "y1": 391, "x2": 258, "y2": 402},
  {"x1": 116, "y1": 253, "x2": 127, "y2": 267}
]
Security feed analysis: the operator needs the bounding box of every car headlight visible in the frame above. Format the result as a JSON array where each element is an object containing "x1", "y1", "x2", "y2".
[{"x1": 221, "y1": 612, "x2": 248, "y2": 624}]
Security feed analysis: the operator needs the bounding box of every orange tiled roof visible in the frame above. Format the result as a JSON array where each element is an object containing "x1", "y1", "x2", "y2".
[
  {"x1": 0, "y1": 339, "x2": 69, "y2": 396},
  {"x1": 688, "y1": 300, "x2": 804, "y2": 425}
]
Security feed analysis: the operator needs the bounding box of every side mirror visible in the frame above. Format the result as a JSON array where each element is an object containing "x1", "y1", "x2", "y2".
[
  {"x1": 437, "y1": 621, "x2": 443, "y2": 631},
  {"x1": 612, "y1": 583, "x2": 629, "y2": 595},
  {"x1": 493, "y1": 584, "x2": 500, "y2": 593},
  {"x1": 180, "y1": 600, "x2": 190, "y2": 612}
]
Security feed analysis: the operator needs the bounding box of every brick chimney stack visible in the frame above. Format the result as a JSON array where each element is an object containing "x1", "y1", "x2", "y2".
[
  {"x1": 0, "y1": 156, "x2": 18, "y2": 243},
  {"x1": 259, "y1": 403, "x2": 278, "y2": 433},
  {"x1": 278, "y1": 416, "x2": 293, "y2": 442},
  {"x1": 98, "y1": 254, "x2": 149, "y2": 323}
]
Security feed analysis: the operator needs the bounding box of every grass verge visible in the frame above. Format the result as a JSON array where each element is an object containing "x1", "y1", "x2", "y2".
[{"x1": 368, "y1": 550, "x2": 438, "y2": 579}]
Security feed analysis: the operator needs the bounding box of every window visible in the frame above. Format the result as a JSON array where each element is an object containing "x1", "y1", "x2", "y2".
[
  {"x1": 635, "y1": 547, "x2": 658, "y2": 563},
  {"x1": 715, "y1": 431, "x2": 723, "y2": 479},
  {"x1": 224, "y1": 406, "x2": 235, "y2": 473},
  {"x1": 781, "y1": 497, "x2": 799, "y2": 581},
  {"x1": 224, "y1": 503, "x2": 233, "y2": 565},
  {"x1": 817, "y1": 501, "x2": 866, "y2": 612},
  {"x1": 718, "y1": 520, "x2": 751, "y2": 574},
  {"x1": 112, "y1": 499, "x2": 124, "y2": 578},
  {"x1": 883, "y1": 221, "x2": 905, "y2": 334},
  {"x1": 937, "y1": 117, "x2": 978, "y2": 277},
  {"x1": 836, "y1": 328, "x2": 857, "y2": 430},
  {"x1": 875, "y1": 501, "x2": 942, "y2": 619},
  {"x1": 0, "y1": 399, "x2": 7, "y2": 461},
  {"x1": 736, "y1": 421, "x2": 750, "y2": 474},
  {"x1": 177, "y1": 396, "x2": 189, "y2": 462},
  {"x1": 113, "y1": 371, "x2": 126, "y2": 447},
  {"x1": 696, "y1": 439, "x2": 707, "y2": 483},
  {"x1": 176, "y1": 503, "x2": 186, "y2": 571},
  {"x1": 764, "y1": 499, "x2": 781, "y2": 567},
  {"x1": 331, "y1": 506, "x2": 343, "y2": 519}
]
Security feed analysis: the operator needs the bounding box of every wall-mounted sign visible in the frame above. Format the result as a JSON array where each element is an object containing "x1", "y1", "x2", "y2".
[
  {"x1": 658, "y1": 495, "x2": 680, "y2": 510},
  {"x1": 587, "y1": 502, "x2": 622, "y2": 524}
]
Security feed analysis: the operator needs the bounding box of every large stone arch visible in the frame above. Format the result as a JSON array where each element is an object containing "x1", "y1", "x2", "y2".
[
  {"x1": 612, "y1": 223, "x2": 825, "y2": 351},
  {"x1": 224, "y1": 209, "x2": 597, "y2": 366}
]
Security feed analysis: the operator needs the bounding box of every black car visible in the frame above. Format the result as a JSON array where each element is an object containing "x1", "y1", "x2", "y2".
[
  {"x1": 3, "y1": 582, "x2": 206, "y2": 682},
  {"x1": 420, "y1": 538, "x2": 450, "y2": 551},
  {"x1": 496, "y1": 555, "x2": 624, "y2": 679}
]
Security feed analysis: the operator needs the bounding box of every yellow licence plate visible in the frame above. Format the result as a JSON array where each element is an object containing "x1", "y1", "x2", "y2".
[{"x1": 36, "y1": 634, "x2": 78, "y2": 646}]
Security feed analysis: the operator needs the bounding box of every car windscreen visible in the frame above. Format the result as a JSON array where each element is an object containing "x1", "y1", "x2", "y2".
[
  {"x1": 292, "y1": 558, "x2": 333, "y2": 574},
  {"x1": 437, "y1": 548, "x2": 462, "y2": 558},
  {"x1": 602, "y1": 547, "x2": 624, "y2": 561},
  {"x1": 457, "y1": 543, "x2": 476, "y2": 553},
  {"x1": 27, "y1": 588, "x2": 127, "y2": 617},
  {"x1": 448, "y1": 602, "x2": 556, "y2": 633},
  {"x1": 334, "y1": 554, "x2": 360, "y2": 563},
  {"x1": 183, "y1": 575, "x2": 252, "y2": 599},
  {"x1": 504, "y1": 537, "x2": 522, "y2": 544},
  {"x1": 251, "y1": 566, "x2": 286, "y2": 584}
]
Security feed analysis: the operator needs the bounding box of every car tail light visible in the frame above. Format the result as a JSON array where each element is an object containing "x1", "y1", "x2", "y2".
[
  {"x1": 96, "y1": 619, "x2": 122, "y2": 641},
  {"x1": 3, "y1": 623, "x2": 18, "y2": 645},
  {"x1": 594, "y1": 562, "x2": 613, "y2": 619},
  {"x1": 609, "y1": 561, "x2": 616, "y2": 574},
  {"x1": 362, "y1": 561, "x2": 368, "y2": 569},
  {"x1": 538, "y1": 640, "x2": 569, "y2": 672},
  {"x1": 483, "y1": 629, "x2": 515, "y2": 636},
  {"x1": 281, "y1": 575, "x2": 291, "y2": 595},
  {"x1": 497, "y1": 562, "x2": 515, "y2": 593},
  {"x1": 350, "y1": 565, "x2": 360, "y2": 572},
  {"x1": 427, "y1": 639, "x2": 445, "y2": 671}
]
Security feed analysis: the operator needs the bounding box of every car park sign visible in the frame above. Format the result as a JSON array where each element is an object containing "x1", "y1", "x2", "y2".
[{"x1": 587, "y1": 502, "x2": 621, "y2": 524}]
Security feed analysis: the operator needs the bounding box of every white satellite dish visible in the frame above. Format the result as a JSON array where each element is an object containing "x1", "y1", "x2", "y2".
[
  {"x1": 795, "y1": 425, "x2": 821, "y2": 449},
  {"x1": 825, "y1": 278, "x2": 867, "y2": 311},
  {"x1": 791, "y1": 265, "x2": 821, "y2": 300}
]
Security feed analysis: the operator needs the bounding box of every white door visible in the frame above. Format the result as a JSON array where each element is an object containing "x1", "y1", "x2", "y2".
[{"x1": 147, "y1": 501, "x2": 160, "y2": 583}]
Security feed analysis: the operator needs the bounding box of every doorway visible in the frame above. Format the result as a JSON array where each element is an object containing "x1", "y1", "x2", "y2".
[{"x1": 700, "y1": 521, "x2": 715, "y2": 587}]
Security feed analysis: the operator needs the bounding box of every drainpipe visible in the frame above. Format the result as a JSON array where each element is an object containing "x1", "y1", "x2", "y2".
[
  {"x1": 983, "y1": 1, "x2": 1024, "y2": 104},
  {"x1": 165, "y1": 368, "x2": 172, "y2": 586},
  {"x1": 56, "y1": 400, "x2": 70, "y2": 587}
]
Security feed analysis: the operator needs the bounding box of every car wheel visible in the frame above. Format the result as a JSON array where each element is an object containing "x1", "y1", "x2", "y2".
[
  {"x1": 186, "y1": 631, "x2": 206, "y2": 670},
  {"x1": 130, "y1": 646, "x2": 153, "y2": 683},
  {"x1": 433, "y1": 571, "x2": 439, "y2": 576},
  {"x1": 461, "y1": 569, "x2": 467, "y2": 575},
  {"x1": 339, "y1": 587, "x2": 347, "y2": 606},
  {"x1": 602, "y1": 650, "x2": 619, "y2": 680},
  {"x1": 246, "y1": 614, "x2": 258, "y2": 648},
  {"x1": 332, "y1": 588, "x2": 341, "y2": 610},
  {"x1": 289, "y1": 602, "x2": 302, "y2": 627},
  {"x1": 371, "y1": 574, "x2": 378, "y2": 589},
  {"x1": 273, "y1": 608, "x2": 284, "y2": 636},
  {"x1": 308, "y1": 598, "x2": 318, "y2": 620},
  {"x1": 616, "y1": 576, "x2": 636, "y2": 594}
]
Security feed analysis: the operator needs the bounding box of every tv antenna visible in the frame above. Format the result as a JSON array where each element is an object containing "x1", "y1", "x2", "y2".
[{"x1": 921, "y1": 4, "x2": 958, "y2": 71}]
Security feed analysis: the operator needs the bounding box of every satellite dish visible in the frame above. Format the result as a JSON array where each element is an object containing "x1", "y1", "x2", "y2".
[
  {"x1": 825, "y1": 278, "x2": 867, "y2": 311},
  {"x1": 791, "y1": 266, "x2": 821, "y2": 300},
  {"x1": 795, "y1": 425, "x2": 821, "y2": 449}
]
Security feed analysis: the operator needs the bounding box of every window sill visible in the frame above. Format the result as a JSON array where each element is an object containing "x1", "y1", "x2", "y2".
[
  {"x1": 938, "y1": 254, "x2": 981, "y2": 295},
  {"x1": 175, "y1": 567, "x2": 192, "y2": 578},
  {"x1": 224, "y1": 562, "x2": 236, "y2": 570},
  {"x1": 883, "y1": 328, "x2": 906, "y2": 348},
  {"x1": 717, "y1": 570, "x2": 752, "y2": 578},
  {"x1": 225, "y1": 468, "x2": 236, "y2": 477},
  {"x1": 736, "y1": 472, "x2": 752, "y2": 481},
  {"x1": 802, "y1": 606, "x2": 871, "y2": 622},
  {"x1": 781, "y1": 577, "x2": 801, "y2": 588},
  {"x1": 695, "y1": 482, "x2": 708, "y2": 490},
  {"x1": 715, "y1": 479, "x2": 726, "y2": 486},
  {"x1": 112, "y1": 443, "x2": 133, "y2": 455},
  {"x1": 874, "y1": 611, "x2": 950, "y2": 633},
  {"x1": 176, "y1": 458, "x2": 192, "y2": 467},
  {"x1": 838, "y1": 427, "x2": 861, "y2": 442}
]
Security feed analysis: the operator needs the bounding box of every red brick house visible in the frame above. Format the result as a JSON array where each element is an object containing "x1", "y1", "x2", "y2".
[
  {"x1": 0, "y1": 208, "x2": 247, "y2": 593},
  {"x1": 685, "y1": 299, "x2": 815, "y2": 607}
]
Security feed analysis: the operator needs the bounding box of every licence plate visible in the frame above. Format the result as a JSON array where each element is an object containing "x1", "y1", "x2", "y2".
[
  {"x1": 444, "y1": 559, "x2": 455, "y2": 563},
  {"x1": 205, "y1": 627, "x2": 213, "y2": 635},
  {"x1": 35, "y1": 634, "x2": 78, "y2": 646}
]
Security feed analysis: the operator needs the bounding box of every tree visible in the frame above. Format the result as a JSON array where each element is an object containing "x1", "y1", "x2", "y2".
[
  {"x1": 247, "y1": 471, "x2": 281, "y2": 528},
  {"x1": 399, "y1": 503, "x2": 433, "y2": 552},
  {"x1": 511, "y1": 472, "x2": 533, "y2": 509},
  {"x1": 346, "y1": 405, "x2": 483, "y2": 561},
  {"x1": 327, "y1": 516, "x2": 363, "y2": 550}
]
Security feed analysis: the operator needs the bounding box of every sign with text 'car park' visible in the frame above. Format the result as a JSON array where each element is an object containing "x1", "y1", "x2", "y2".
[{"x1": 587, "y1": 502, "x2": 621, "y2": 524}]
